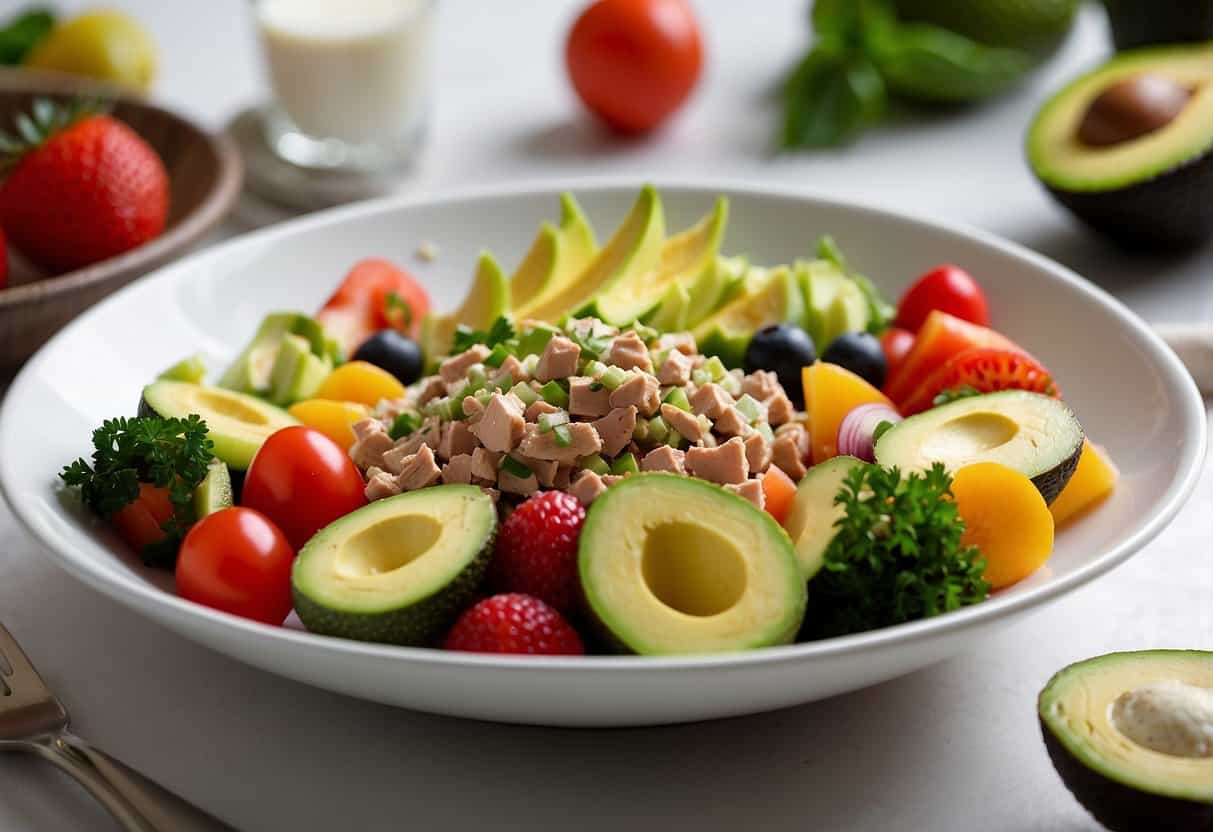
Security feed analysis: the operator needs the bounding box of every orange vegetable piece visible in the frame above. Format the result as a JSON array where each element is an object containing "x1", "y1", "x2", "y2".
[
  {"x1": 314, "y1": 361, "x2": 406, "y2": 407},
  {"x1": 761, "y1": 466, "x2": 797, "y2": 526},
  {"x1": 803, "y1": 361, "x2": 896, "y2": 464},
  {"x1": 951, "y1": 462, "x2": 1054, "y2": 590},
  {"x1": 288, "y1": 399, "x2": 372, "y2": 451},
  {"x1": 883, "y1": 310, "x2": 1018, "y2": 404},
  {"x1": 1049, "y1": 440, "x2": 1119, "y2": 527}
]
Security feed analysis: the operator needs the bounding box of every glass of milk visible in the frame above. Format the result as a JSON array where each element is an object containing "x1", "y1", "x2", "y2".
[{"x1": 253, "y1": 0, "x2": 437, "y2": 171}]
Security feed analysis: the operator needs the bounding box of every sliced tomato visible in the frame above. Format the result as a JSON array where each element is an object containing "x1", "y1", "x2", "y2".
[
  {"x1": 883, "y1": 310, "x2": 1019, "y2": 405},
  {"x1": 880, "y1": 327, "x2": 915, "y2": 379},
  {"x1": 899, "y1": 347, "x2": 1059, "y2": 415},
  {"x1": 317, "y1": 259, "x2": 430, "y2": 356},
  {"x1": 110, "y1": 483, "x2": 175, "y2": 552}
]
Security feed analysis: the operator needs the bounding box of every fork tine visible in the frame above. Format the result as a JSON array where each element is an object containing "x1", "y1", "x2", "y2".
[{"x1": 0, "y1": 620, "x2": 49, "y2": 692}]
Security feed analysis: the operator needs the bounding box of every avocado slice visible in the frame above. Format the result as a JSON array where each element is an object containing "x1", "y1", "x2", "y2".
[
  {"x1": 419, "y1": 252, "x2": 510, "y2": 365},
  {"x1": 157, "y1": 354, "x2": 207, "y2": 384},
  {"x1": 267, "y1": 333, "x2": 332, "y2": 406},
  {"x1": 874, "y1": 390, "x2": 1082, "y2": 503},
  {"x1": 192, "y1": 459, "x2": 234, "y2": 519},
  {"x1": 524, "y1": 186, "x2": 666, "y2": 324},
  {"x1": 591, "y1": 196, "x2": 728, "y2": 326},
  {"x1": 693, "y1": 265, "x2": 804, "y2": 368},
  {"x1": 219, "y1": 312, "x2": 334, "y2": 395},
  {"x1": 511, "y1": 193, "x2": 598, "y2": 316},
  {"x1": 682, "y1": 254, "x2": 748, "y2": 330},
  {"x1": 139, "y1": 380, "x2": 300, "y2": 471},
  {"x1": 292, "y1": 485, "x2": 496, "y2": 646},
  {"x1": 578, "y1": 473, "x2": 806, "y2": 654},
  {"x1": 645, "y1": 282, "x2": 691, "y2": 332},
  {"x1": 1027, "y1": 44, "x2": 1213, "y2": 250},
  {"x1": 796, "y1": 258, "x2": 869, "y2": 348},
  {"x1": 1039, "y1": 650, "x2": 1213, "y2": 832},
  {"x1": 784, "y1": 456, "x2": 867, "y2": 581}
]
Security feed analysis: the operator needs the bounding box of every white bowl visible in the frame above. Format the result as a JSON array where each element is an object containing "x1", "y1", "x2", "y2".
[{"x1": 0, "y1": 182, "x2": 1204, "y2": 727}]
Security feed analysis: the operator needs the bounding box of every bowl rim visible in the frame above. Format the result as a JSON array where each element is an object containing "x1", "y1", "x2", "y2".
[
  {"x1": 0, "y1": 78, "x2": 243, "y2": 309},
  {"x1": 1, "y1": 176, "x2": 1205, "y2": 672}
]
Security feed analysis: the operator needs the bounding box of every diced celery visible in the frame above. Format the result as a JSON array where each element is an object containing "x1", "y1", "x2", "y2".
[
  {"x1": 538, "y1": 410, "x2": 570, "y2": 433},
  {"x1": 485, "y1": 344, "x2": 510, "y2": 368},
  {"x1": 756, "y1": 422, "x2": 775, "y2": 444},
  {"x1": 735, "y1": 394, "x2": 765, "y2": 424},
  {"x1": 516, "y1": 324, "x2": 558, "y2": 357},
  {"x1": 632, "y1": 419, "x2": 650, "y2": 442},
  {"x1": 389, "y1": 411, "x2": 421, "y2": 440},
  {"x1": 540, "y1": 381, "x2": 570, "y2": 408},
  {"x1": 646, "y1": 415, "x2": 669, "y2": 444},
  {"x1": 510, "y1": 382, "x2": 539, "y2": 406},
  {"x1": 501, "y1": 455, "x2": 532, "y2": 478},
  {"x1": 662, "y1": 387, "x2": 692, "y2": 412},
  {"x1": 719, "y1": 372, "x2": 742, "y2": 396},
  {"x1": 610, "y1": 452, "x2": 639, "y2": 475},
  {"x1": 580, "y1": 454, "x2": 610, "y2": 475},
  {"x1": 584, "y1": 359, "x2": 608, "y2": 379},
  {"x1": 691, "y1": 368, "x2": 712, "y2": 387},
  {"x1": 522, "y1": 354, "x2": 540, "y2": 376},
  {"x1": 703, "y1": 355, "x2": 727, "y2": 381},
  {"x1": 667, "y1": 430, "x2": 685, "y2": 450},
  {"x1": 466, "y1": 365, "x2": 487, "y2": 389},
  {"x1": 473, "y1": 387, "x2": 492, "y2": 406},
  {"x1": 600, "y1": 366, "x2": 628, "y2": 390},
  {"x1": 553, "y1": 423, "x2": 572, "y2": 447}
]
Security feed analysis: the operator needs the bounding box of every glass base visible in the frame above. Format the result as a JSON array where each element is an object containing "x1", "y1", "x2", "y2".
[{"x1": 260, "y1": 106, "x2": 426, "y2": 173}]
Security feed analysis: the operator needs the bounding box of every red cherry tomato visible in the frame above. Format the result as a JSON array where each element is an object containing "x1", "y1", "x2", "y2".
[
  {"x1": 895, "y1": 265, "x2": 991, "y2": 332},
  {"x1": 241, "y1": 426, "x2": 367, "y2": 550},
  {"x1": 880, "y1": 327, "x2": 916, "y2": 380},
  {"x1": 317, "y1": 258, "x2": 430, "y2": 356},
  {"x1": 566, "y1": 0, "x2": 703, "y2": 133},
  {"x1": 176, "y1": 507, "x2": 295, "y2": 625},
  {"x1": 110, "y1": 483, "x2": 175, "y2": 553}
]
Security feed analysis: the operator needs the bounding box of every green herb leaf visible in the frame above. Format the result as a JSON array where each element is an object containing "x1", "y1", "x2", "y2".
[
  {"x1": 451, "y1": 315, "x2": 516, "y2": 354},
  {"x1": 389, "y1": 411, "x2": 421, "y2": 440},
  {"x1": 801, "y1": 462, "x2": 989, "y2": 638},
  {"x1": 782, "y1": 44, "x2": 886, "y2": 150},
  {"x1": 0, "y1": 8, "x2": 54, "y2": 66}
]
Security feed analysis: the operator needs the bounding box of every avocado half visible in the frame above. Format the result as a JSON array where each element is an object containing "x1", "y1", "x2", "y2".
[
  {"x1": 1039, "y1": 651, "x2": 1213, "y2": 832},
  {"x1": 1027, "y1": 44, "x2": 1213, "y2": 251}
]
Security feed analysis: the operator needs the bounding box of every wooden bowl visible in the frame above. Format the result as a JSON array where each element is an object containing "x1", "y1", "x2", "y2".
[{"x1": 0, "y1": 73, "x2": 242, "y2": 369}]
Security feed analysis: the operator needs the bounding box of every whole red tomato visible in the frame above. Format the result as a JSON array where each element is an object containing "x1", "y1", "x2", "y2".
[
  {"x1": 566, "y1": 0, "x2": 703, "y2": 133},
  {"x1": 895, "y1": 265, "x2": 991, "y2": 332},
  {"x1": 880, "y1": 327, "x2": 916, "y2": 379},
  {"x1": 241, "y1": 426, "x2": 367, "y2": 550},
  {"x1": 176, "y1": 507, "x2": 295, "y2": 625}
]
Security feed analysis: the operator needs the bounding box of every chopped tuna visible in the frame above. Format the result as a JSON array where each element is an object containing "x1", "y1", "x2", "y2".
[
  {"x1": 470, "y1": 392, "x2": 525, "y2": 453},
  {"x1": 440, "y1": 345, "x2": 492, "y2": 387},
  {"x1": 516, "y1": 454, "x2": 559, "y2": 487},
  {"x1": 641, "y1": 445, "x2": 686, "y2": 474},
  {"x1": 713, "y1": 406, "x2": 751, "y2": 438},
  {"x1": 741, "y1": 370, "x2": 780, "y2": 401},
  {"x1": 766, "y1": 391, "x2": 795, "y2": 426},
  {"x1": 350, "y1": 428, "x2": 394, "y2": 471},
  {"x1": 725, "y1": 478, "x2": 765, "y2": 509},
  {"x1": 470, "y1": 447, "x2": 501, "y2": 484},
  {"x1": 744, "y1": 432, "x2": 772, "y2": 474},
  {"x1": 524, "y1": 399, "x2": 561, "y2": 422},
  {"x1": 396, "y1": 444, "x2": 442, "y2": 491},
  {"x1": 498, "y1": 467, "x2": 539, "y2": 496},
  {"x1": 553, "y1": 464, "x2": 574, "y2": 491},
  {"x1": 518, "y1": 421, "x2": 603, "y2": 463},
  {"x1": 352, "y1": 418, "x2": 386, "y2": 443},
  {"x1": 655, "y1": 332, "x2": 696, "y2": 356},
  {"x1": 441, "y1": 454, "x2": 475, "y2": 485},
  {"x1": 657, "y1": 350, "x2": 693, "y2": 386},
  {"x1": 691, "y1": 383, "x2": 733, "y2": 418},
  {"x1": 365, "y1": 471, "x2": 402, "y2": 502},
  {"x1": 602, "y1": 474, "x2": 625, "y2": 487},
  {"x1": 772, "y1": 423, "x2": 810, "y2": 480},
  {"x1": 569, "y1": 376, "x2": 612, "y2": 418},
  {"x1": 593, "y1": 406, "x2": 638, "y2": 457},
  {"x1": 480, "y1": 487, "x2": 501, "y2": 503},
  {"x1": 685, "y1": 436, "x2": 749, "y2": 484},
  {"x1": 462, "y1": 395, "x2": 485, "y2": 423},
  {"x1": 568, "y1": 469, "x2": 607, "y2": 506},
  {"x1": 438, "y1": 420, "x2": 478, "y2": 461},
  {"x1": 661, "y1": 403, "x2": 705, "y2": 442},
  {"x1": 609, "y1": 372, "x2": 661, "y2": 415},
  {"x1": 415, "y1": 376, "x2": 447, "y2": 408},
  {"x1": 534, "y1": 336, "x2": 581, "y2": 382},
  {"x1": 606, "y1": 331, "x2": 652, "y2": 372},
  {"x1": 494, "y1": 354, "x2": 527, "y2": 385}
]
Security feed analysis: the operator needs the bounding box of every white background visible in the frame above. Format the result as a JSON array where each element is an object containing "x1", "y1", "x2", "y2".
[{"x1": 0, "y1": 1, "x2": 1210, "y2": 829}]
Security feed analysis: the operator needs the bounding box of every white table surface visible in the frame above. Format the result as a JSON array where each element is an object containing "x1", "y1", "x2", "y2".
[{"x1": 1, "y1": 2, "x2": 1210, "y2": 829}]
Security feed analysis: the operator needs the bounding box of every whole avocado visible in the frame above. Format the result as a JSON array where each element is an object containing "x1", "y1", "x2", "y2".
[
  {"x1": 1103, "y1": 0, "x2": 1213, "y2": 51},
  {"x1": 893, "y1": 0, "x2": 1080, "y2": 55}
]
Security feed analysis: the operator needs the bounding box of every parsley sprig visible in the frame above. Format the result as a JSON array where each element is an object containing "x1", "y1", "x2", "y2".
[
  {"x1": 451, "y1": 315, "x2": 515, "y2": 354},
  {"x1": 60, "y1": 416, "x2": 214, "y2": 565},
  {"x1": 802, "y1": 462, "x2": 989, "y2": 639}
]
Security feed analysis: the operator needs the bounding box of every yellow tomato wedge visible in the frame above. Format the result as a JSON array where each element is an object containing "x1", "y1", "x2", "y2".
[
  {"x1": 803, "y1": 361, "x2": 895, "y2": 464},
  {"x1": 1050, "y1": 439, "x2": 1119, "y2": 526},
  {"x1": 952, "y1": 462, "x2": 1055, "y2": 591},
  {"x1": 287, "y1": 400, "x2": 371, "y2": 451},
  {"x1": 314, "y1": 361, "x2": 406, "y2": 407}
]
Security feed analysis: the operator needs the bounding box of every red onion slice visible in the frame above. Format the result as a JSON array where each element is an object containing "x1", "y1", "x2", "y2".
[{"x1": 837, "y1": 403, "x2": 903, "y2": 462}]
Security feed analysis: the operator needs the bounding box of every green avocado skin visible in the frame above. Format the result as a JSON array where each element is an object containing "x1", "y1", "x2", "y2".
[
  {"x1": 1104, "y1": 0, "x2": 1213, "y2": 51},
  {"x1": 1040, "y1": 719, "x2": 1213, "y2": 832},
  {"x1": 292, "y1": 533, "x2": 493, "y2": 647},
  {"x1": 1048, "y1": 152, "x2": 1213, "y2": 252},
  {"x1": 1034, "y1": 439, "x2": 1083, "y2": 505}
]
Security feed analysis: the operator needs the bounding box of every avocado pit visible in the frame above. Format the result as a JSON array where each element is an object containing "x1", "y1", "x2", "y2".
[
  {"x1": 1078, "y1": 74, "x2": 1193, "y2": 147},
  {"x1": 1111, "y1": 680, "x2": 1213, "y2": 759}
]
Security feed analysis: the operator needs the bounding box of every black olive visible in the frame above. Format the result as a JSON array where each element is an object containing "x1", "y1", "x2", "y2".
[
  {"x1": 352, "y1": 330, "x2": 424, "y2": 385},
  {"x1": 821, "y1": 331, "x2": 887, "y2": 389},
  {"x1": 743, "y1": 324, "x2": 817, "y2": 408}
]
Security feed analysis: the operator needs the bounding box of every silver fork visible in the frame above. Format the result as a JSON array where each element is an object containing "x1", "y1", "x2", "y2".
[{"x1": 0, "y1": 621, "x2": 234, "y2": 831}]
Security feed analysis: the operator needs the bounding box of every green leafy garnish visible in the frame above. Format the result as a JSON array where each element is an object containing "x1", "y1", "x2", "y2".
[
  {"x1": 0, "y1": 8, "x2": 54, "y2": 66},
  {"x1": 802, "y1": 462, "x2": 989, "y2": 638},
  {"x1": 932, "y1": 385, "x2": 981, "y2": 406},
  {"x1": 384, "y1": 291, "x2": 413, "y2": 331},
  {"x1": 451, "y1": 315, "x2": 515, "y2": 354},
  {"x1": 60, "y1": 416, "x2": 215, "y2": 566},
  {"x1": 389, "y1": 411, "x2": 421, "y2": 440}
]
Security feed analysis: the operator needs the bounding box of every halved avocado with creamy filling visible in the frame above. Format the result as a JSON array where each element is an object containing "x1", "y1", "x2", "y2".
[
  {"x1": 874, "y1": 390, "x2": 1082, "y2": 503},
  {"x1": 578, "y1": 473, "x2": 806, "y2": 655},
  {"x1": 1039, "y1": 651, "x2": 1213, "y2": 832},
  {"x1": 139, "y1": 380, "x2": 299, "y2": 471},
  {"x1": 292, "y1": 486, "x2": 496, "y2": 646}
]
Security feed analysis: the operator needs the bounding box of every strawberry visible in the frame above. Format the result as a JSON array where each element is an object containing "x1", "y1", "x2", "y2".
[
  {"x1": 0, "y1": 100, "x2": 169, "y2": 273},
  {"x1": 899, "y1": 347, "x2": 1059, "y2": 415},
  {"x1": 444, "y1": 594, "x2": 585, "y2": 655},
  {"x1": 490, "y1": 490, "x2": 586, "y2": 614}
]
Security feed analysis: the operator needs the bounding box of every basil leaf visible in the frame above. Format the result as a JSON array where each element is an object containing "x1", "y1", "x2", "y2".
[
  {"x1": 810, "y1": 0, "x2": 862, "y2": 43},
  {"x1": 782, "y1": 46, "x2": 886, "y2": 150},
  {"x1": 0, "y1": 9, "x2": 54, "y2": 66},
  {"x1": 865, "y1": 21, "x2": 1033, "y2": 103}
]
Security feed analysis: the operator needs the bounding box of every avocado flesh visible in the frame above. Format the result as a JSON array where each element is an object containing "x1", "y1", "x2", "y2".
[
  {"x1": 645, "y1": 282, "x2": 691, "y2": 332},
  {"x1": 192, "y1": 459, "x2": 234, "y2": 519},
  {"x1": 592, "y1": 196, "x2": 728, "y2": 326},
  {"x1": 797, "y1": 259, "x2": 868, "y2": 348},
  {"x1": 873, "y1": 390, "x2": 1082, "y2": 503},
  {"x1": 219, "y1": 312, "x2": 332, "y2": 396},
  {"x1": 292, "y1": 486, "x2": 496, "y2": 646},
  {"x1": 578, "y1": 473, "x2": 806, "y2": 655},
  {"x1": 268, "y1": 334, "x2": 332, "y2": 406},
  {"x1": 1039, "y1": 651, "x2": 1213, "y2": 832},
  {"x1": 139, "y1": 380, "x2": 300, "y2": 471},
  {"x1": 784, "y1": 456, "x2": 867, "y2": 581},
  {"x1": 682, "y1": 254, "x2": 747, "y2": 330},
  {"x1": 510, "y1": 193, "x2": 598, "y2": 316},
  {"x1": 524, "y1": 185, "x2": 666, "y2": 325},
  {"x1": 1027, "y1": 45, "x2": 1213, "y2": 250},
  {"x1": 158, "y1": 354, "x2": 207, "y2": 384},
  {"x1": 420, "y1": 252, "x2": 510, "y2": 365},
  {"x1": 693, "y1": 266, "x2": 805, "y2": 368}
]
